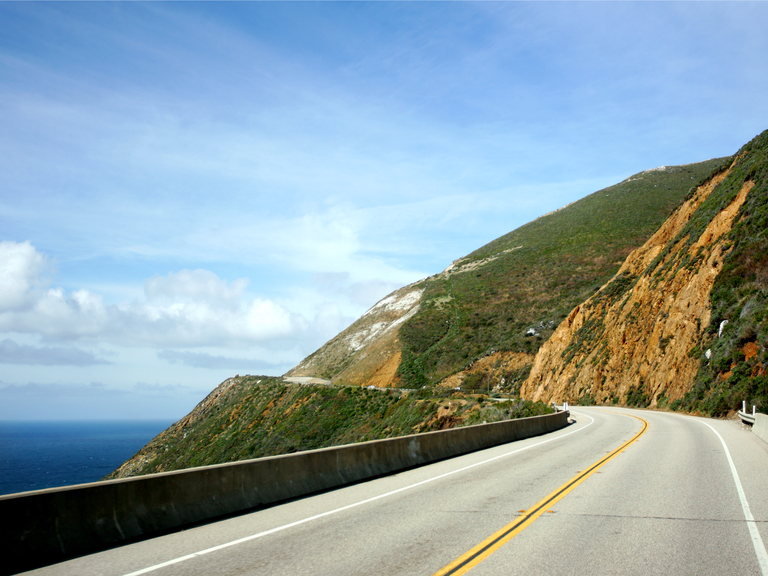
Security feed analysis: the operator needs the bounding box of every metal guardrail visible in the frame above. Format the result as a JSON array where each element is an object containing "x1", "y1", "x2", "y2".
[
  {"x1": 739, "y1": 400, "x2": 757, "y2": 425},
  {"x1": 736, "y1": 401, "x2": 768, "y2": 447},
  {"x1": 739, "y1": 411, "x2": 756, "y2": 425}
]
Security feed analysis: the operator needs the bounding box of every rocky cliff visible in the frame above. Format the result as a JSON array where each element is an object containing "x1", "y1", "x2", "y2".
[{"x1": 522, "y1": 129, "x2": 768, "y2": 415}]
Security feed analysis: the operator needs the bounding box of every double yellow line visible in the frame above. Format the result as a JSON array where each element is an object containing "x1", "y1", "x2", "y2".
[{"x1": 433, "y1": 412, "x2": 648, "y2": 576}]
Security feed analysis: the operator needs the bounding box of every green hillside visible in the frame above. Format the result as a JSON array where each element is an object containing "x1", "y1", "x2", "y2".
[
  {"x1": 107, "y1": 376, "x2": 551, "y2": 477},
  {"x1": 398, "y1": 158, "x2": 731, "y2": 388},
  {"x1": 108, "y1": 154, "x2": 735, "y2": 479}
]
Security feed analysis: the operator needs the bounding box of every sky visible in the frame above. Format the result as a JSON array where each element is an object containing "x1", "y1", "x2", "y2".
[{"x1": 1, "y1": 2, "x2": 767, "y2": 421}]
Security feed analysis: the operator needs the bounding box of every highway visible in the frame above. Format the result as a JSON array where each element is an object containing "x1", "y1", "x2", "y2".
[{"x1": 23, "y1": 408, "x2": 768, "y2": 576}]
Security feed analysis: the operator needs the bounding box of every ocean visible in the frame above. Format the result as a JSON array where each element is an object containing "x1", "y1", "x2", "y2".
[{"x1": 0, "y1": 420, "x2": 173, "y2": 496}]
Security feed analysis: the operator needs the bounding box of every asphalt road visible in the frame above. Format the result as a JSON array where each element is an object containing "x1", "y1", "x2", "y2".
[{"x1": 23, "y1": 407, "x2": 768, "y2": 576}]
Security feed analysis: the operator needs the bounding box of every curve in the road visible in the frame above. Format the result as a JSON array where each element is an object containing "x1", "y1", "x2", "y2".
[
  {"x1": 123, "y1": 414, "x2": 596, "y2": 576},
  {"x1": 433, "y1": 411, "x2": 648, "y2": 576},
  {"x1": 34, "y1": 408, "x2": 767, "y2": 576}
]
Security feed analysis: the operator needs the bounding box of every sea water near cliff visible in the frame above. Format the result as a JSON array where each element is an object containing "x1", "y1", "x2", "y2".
[{"x1": 0, "y1": 420, "x2": 172, "y2": 496}]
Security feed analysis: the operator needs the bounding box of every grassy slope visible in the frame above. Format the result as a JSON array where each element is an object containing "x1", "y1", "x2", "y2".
[
  {"x1": 397, "y1": 158, "x2": 731, "y2": 388},
  {"x1": 107, "y1": 376, "x2": 551, "y2": 477}
]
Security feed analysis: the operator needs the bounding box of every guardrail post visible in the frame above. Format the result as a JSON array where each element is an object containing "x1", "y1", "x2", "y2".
[
  {"x1": 754, "y1": 405, "x2": 757, "y2": 417},
  {"x1": 743, "y1": 400, "x2": 746, "y2": 413}
]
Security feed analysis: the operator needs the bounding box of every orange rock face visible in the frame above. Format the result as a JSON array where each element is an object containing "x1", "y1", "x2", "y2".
[
  {"x1": 521, "y1": 164, "x2": 754, "y2": 406},
  {"x1": 438, "y1": 351, "x2": 535, "y2": 392}
]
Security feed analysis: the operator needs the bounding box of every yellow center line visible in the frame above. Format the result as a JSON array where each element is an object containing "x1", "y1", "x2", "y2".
[{"x1": 432, "y1": 411, "x2": 648, "y2": 576}]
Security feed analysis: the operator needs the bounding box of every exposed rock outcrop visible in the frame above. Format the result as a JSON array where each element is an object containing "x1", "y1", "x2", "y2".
[
  {"x1": 284, "y1": 285, "x2": 425, "y2": 387},
  {"x1": 522, "y1": 155, "x2": 757, "y2": 407},
  {"x1": 438, "y1": 351, "x2": 534, "y2": 393}
]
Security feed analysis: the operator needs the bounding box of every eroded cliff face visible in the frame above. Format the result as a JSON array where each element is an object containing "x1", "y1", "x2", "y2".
[
  {"x1": 284, "y1": 284, "x2": 424, "y2": 387},
  {"x1": 522, "y1": 161, "x2": 754, "y2": 406},
  {"x1": 438, "y1": 351, "x2": 534, "y2": 393}
]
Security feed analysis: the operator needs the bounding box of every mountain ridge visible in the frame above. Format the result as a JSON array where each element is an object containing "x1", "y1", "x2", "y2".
[
  {"x1": 109, "y1": 133, "x2": 768, "y2": 478},
  {"x1": 287, "y1": 157, "x2": 730, "y2": 394}
]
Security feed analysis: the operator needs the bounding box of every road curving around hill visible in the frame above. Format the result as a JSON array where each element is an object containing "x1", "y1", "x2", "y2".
[{"x1": 23, "y1": 407, "x2": 768, "y2": 576}]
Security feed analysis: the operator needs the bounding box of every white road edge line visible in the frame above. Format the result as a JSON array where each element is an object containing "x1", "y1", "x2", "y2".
[
  {"x1": 698, "y1": 419, "x2": 768, "y2": 575},
  {"x1": 123, "y1": 413, "x2": 595, "y2": 576}
]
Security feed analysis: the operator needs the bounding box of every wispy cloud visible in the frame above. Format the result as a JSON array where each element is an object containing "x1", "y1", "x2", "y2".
[
  {"x1": 0, "y1": 339, "x2": 110, "y2": 366},
  {"x1": 157, "y1": 350, "x2": 283, "y2": 371}
]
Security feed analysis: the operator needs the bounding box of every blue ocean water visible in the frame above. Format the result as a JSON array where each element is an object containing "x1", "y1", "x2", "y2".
[{"x1": 0, "y1": 420, "x2": 173, "y2": 496}]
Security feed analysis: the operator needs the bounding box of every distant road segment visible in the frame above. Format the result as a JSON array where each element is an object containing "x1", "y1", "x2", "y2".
[{"x1": 23, "y1": 408, "x2": 768, "y2": 576}]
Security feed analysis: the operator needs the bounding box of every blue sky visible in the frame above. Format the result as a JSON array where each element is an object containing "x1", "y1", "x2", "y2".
[{"x1": 1, "y1": 2, "x2": 766, "y2": 420}]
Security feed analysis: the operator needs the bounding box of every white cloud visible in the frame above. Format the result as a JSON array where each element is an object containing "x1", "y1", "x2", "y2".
[
  {"x1": 144, "y1": 269, "x2": 250, "y2": 307},
  {"x1": 0, "y1": 242, "x2": 312, "y2": 348},
  {"x1": 0, "y1": 241, "x2": 51, "y2": 312}
]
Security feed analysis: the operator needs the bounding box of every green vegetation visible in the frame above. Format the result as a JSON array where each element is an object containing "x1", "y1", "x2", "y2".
[
  {"x1": 578, "y1": 394, "x2": 597, "y2": 406},
  {"x1": 107, "y1": 376, "x2": 552, "y2": 477},
  {"x1": 397, "y1": 158, "x2": 728, "y2": 387},
  {"x1": 626, "y1": 384, "x2": 650, "y2": 408},
  {"x1": 462, "y1": 399, "x2": 554, "y2": 425},
  {"x1": 672, "y1": 130, "x2": 768, "y2": 416}
]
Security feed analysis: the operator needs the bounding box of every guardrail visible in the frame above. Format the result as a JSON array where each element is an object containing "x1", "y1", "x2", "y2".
[
  {"x1": 739, "y1": 411, "x2": 756, "y2": 425},
  {"x1": 0, "y1": 410, "x2": 568, "y2": 575},
  {"x1": 738, "y1": 400, "x2": 768, "y2": 446},
  {"x1": 739, "y1": 401, "x2": 757, "y2": 425},
  {"x1": 554, "y1": 401, "x2": 570, "y2": 414}
]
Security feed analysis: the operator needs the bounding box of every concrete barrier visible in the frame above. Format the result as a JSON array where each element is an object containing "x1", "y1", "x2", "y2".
[
  {"x1": 0, "y1": 411, "x2": 567, "y2": 575},
  {"x1": 753, "y1": 413, "x2": 768, "y2": 445}
]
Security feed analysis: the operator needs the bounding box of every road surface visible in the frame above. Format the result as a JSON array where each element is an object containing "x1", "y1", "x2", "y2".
[{"x1": 22, "y1": 407, "x2": 768, "y2": 575}]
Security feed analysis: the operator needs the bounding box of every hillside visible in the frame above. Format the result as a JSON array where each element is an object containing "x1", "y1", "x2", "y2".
[
  {"x1": 287, "y1": 157, "x2": 729, "y2": 392},
  {"x1": 523, "y1": 129, "x2": 768, "y2": 416},
  {"x1": 108, "y1": 376, "x2": 550, "y2": 478},
  {"x1": 109, "y1": 146, "x2": 745, "y2": 478}
]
